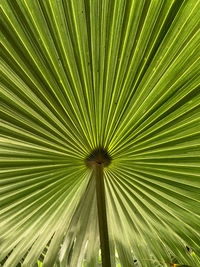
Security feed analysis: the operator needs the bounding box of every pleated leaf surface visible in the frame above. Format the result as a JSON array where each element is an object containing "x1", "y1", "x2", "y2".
[{"x1": 0, "y1": 0, "x2": 200, "y2": 266}]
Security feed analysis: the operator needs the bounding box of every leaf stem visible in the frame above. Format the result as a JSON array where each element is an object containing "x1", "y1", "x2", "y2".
[{"x1": 94, "y1": 163, "x2": 111, "y2": 267}]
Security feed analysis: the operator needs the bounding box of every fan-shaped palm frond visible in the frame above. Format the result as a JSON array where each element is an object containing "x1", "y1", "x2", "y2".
[{"x1": 0, "y1": 0, "x2": 200, "y2": 266}]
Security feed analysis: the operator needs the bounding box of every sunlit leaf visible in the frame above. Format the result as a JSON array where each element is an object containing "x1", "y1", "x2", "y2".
[{"x1": 0, "y1": 0, "x2": 200, "y2": 266}]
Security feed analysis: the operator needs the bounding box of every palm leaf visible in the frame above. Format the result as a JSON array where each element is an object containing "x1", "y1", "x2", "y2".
[{"x1": 0, "y1": 0, "x2": 200, "y2": 266}]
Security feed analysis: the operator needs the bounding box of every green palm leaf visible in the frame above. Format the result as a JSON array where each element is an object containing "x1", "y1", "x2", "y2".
[{"x1": 0, "y1": 0, "x2": 200, "y2": 266}]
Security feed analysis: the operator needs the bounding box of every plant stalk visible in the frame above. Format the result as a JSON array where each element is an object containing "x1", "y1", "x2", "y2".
[{"x1": 94, "y1": 163, "x2": 111, "y2": 267}]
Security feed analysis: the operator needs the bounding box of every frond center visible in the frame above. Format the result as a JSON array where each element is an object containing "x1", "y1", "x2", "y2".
[{"x1": 85, "y1": 148, "x2": 111, "y2": 168}]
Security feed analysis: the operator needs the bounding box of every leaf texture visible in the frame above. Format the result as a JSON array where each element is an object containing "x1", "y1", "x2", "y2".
[{"x1": 0, "y1": 0, "x2": 200, "y2": 266}]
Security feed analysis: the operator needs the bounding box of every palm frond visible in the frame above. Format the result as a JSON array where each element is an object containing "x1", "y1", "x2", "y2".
[{"x1": 0, "y1": 0, "x2": 200, "y2": 266}]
